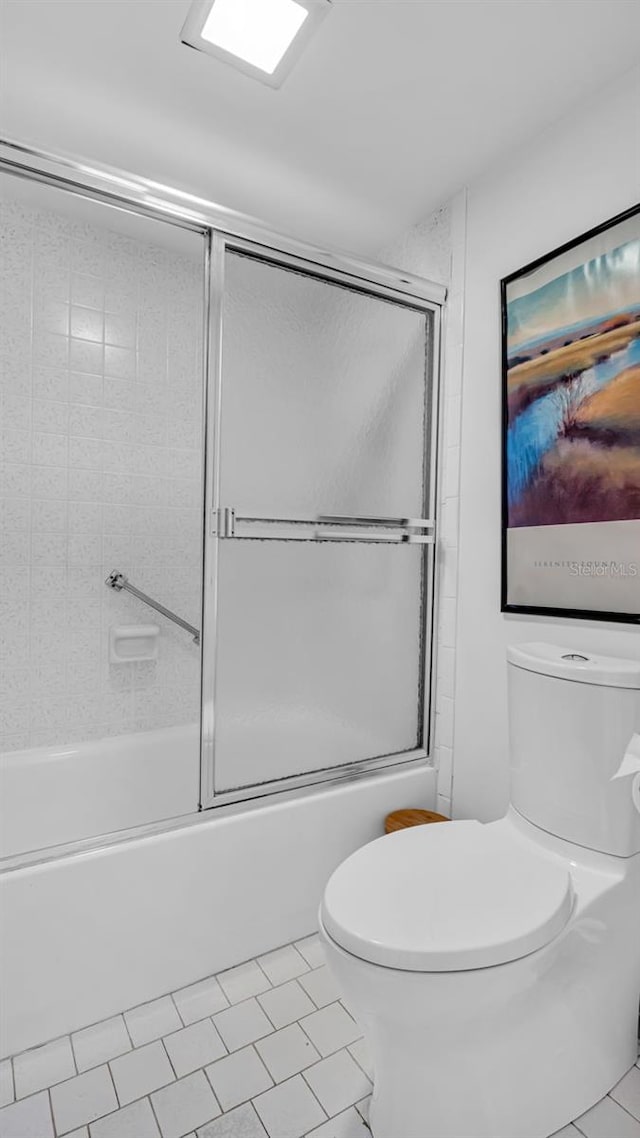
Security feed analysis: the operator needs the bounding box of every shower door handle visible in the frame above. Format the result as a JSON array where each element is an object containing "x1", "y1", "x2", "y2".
[{"x1": 211, "y1": 508, "x2": 435, "y2": 544}]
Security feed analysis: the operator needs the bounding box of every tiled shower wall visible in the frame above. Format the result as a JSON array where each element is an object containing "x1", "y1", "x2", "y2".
[{"x1": 0, "y1": 190, "x2": 204, "y2": 752}]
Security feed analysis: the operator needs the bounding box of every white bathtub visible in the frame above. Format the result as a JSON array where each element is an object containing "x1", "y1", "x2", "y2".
[
  {"x1": 0, "y1": 724, "x2": 200, "y2": 858},
  {"x1": 0, "y1": 759, "x2": 436, "y2": 1057}
]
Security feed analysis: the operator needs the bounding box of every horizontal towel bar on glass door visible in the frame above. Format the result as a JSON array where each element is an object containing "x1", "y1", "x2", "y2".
[
  {"x1": 211, "y1": 508, "x2": 435, "y2": 543},
  {"x1": 105, "y1": 571, "x2": 200, "y2": 644}
]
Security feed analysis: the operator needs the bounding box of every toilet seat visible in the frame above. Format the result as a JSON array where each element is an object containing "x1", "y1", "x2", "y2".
[{"x1": 321, "y1": 819, "x2": 574, "y2": 971}]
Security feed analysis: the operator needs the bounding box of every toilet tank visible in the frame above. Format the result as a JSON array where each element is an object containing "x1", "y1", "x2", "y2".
[{"x1": 508, "y1": 642, "x2": 640, "y2": 857}]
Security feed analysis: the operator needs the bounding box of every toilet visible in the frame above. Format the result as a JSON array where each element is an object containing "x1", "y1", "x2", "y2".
[{"x1": 319, "y1": 643, "x2": 640, "y2": 1138}]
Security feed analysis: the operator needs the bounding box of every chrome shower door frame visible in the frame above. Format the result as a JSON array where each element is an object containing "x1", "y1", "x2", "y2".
[
  {"x1": 200, "y1": 232, "x2": 444, "y2": 809},
  {"x1": 0, "y1": 138, "x2": 446, "y2": 817}
]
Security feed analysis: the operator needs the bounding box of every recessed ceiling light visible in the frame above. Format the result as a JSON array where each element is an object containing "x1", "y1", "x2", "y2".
[{"x1": 181, "y1": 0, "x2": 331, "y2": 88}]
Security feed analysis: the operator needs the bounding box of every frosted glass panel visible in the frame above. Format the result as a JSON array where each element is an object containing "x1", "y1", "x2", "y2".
[
  {"x1": 219, "y1": 252, "x2": 430, "y2": 517},
  {"x1": 214, "y1": 542, "x2": 423, "y2": 792}
]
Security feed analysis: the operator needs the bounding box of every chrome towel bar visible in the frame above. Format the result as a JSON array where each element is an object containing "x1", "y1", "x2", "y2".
[
  {"x1": 105, "y1": 571, "x2": 200, "y2": 645},
  {"x1": 212, "y1": 508, "x2": 435, "y2": 543}
]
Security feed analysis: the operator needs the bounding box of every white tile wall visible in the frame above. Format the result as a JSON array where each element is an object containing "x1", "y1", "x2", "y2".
[{"x1": 0, "y1": 191, "x2": 204, "y2": 753}]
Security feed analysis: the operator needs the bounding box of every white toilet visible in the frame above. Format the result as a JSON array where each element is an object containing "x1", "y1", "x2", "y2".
[{"x1": 319, "y1": 643, "x2": 640, "y2": 1138}]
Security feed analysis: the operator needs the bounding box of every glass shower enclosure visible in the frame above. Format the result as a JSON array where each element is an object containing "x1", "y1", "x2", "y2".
[
  {"x1": 202, "y1": 241, "x2": 439, "y2": 805},
  {"x1": 0, "y1": 139, "x2": 442, "y2": 855}
]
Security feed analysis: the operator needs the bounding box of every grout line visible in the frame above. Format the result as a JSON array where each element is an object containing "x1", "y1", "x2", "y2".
[
  {"x1": 249, "y1": 1044, "x2": 274, "y2": 1092},
  {"x1": 47, "y1": 1085, "x2": 57, "y2": 1137},
  {"x1": 338, "y1": 1001, "x2": 359, "y2": 1024},
  {"x1": 295, "y1": 1069, "x2": 329, "y2": 1124},
  {"x1": 297, "y1": 978, "x2": 322, "y2": 1013},
  {"x1": 296, "y1": 1017, "x2": 324, "y2": 1058},
  {"x1": 106, "y1": 1057, "x2": 122, "y2": 1109},
  {"x1": 147, "y1": 1090, "x2": 164, "y2": 1136},
  {"x1": 355, "y1": 1095, "x2": 373, "y2": 1134},
  {"x1": 298, "y1": 1023, "x2": 363, "y2": 1063},
  {"x1": 208, "y1": 1082, "x2": 222, "y2": 1123},
  {"x1": 5, "y1": 1057, "x2": 16, "y2": 1107},
  {"x1": 256, "y1": 1000, "x2": 278, "y2": 1033},
  {"x1": 169, "y1": 992, "x2": 187, "y2": 1029},
  {"x1": 159, "y1": 1036, "x2": 179, "y2": 1082},
  {"x1": 68, "y1": 1034, "x2": 80, "y2": 1077},
  {"x1": 346, "y1": 1043, "x2": 372, "y2": 1083},
  {"x1": 251, "y1": 1073, "x2": 329, "y2": 1132},
  {"x1": 120, "y1": 1013, "x2": 135, "y2": 1054},
  {"x1": 607, "y1": 1091, "x2": 640, "y2": 1125},
  {"x1": 252, "y1": 958, "x2": 276, "y2": 992}
]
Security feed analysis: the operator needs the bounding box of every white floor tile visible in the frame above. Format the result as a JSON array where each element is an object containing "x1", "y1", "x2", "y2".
[
  {"x1": 257, "y1": 947, "x2": 309, "y2": 987},
  {"x1": 164, "y1": 1020, "x2": 227, "y2": 1078},
  {"x1": 306, "y1": 1106, "x2": 370, "y2": 1138},
  {"x1": 303, "y1": 1050, "x2": 371, "y2": 1118},
  {"x1": 151, "y1": 1070, "x2": 220, "y2": 1138},
  {"x1": 298, "y1": 968, "x2": 341, "y2": 1010},
  {"x1": 72, "y1": 1016, "x2": 131, "y2": 1072},
  {"x1": 13, "y1": 1036, "x2": 75, "y2": 1099},
  {"x1": 205, "y1": 1047, "x2": 272, "y2": 1112},
  {"x1": 574, "y1": 1095, "x2": 640, "y2": 1138},
  {"x1": 5, "y1": 931, "x2": 635, "y2": 1138},
  {"x1": 110, "y1": 1041, "x2": 174, "y2": 1106},
  {"x1": 173, "y1": 979, "x2": 229, "y2": 1026},
  {"x1": 347, "y1": 1040, "x2": 373, "y2": 1081},
  {"x1": 90, "y1": 1097, "x2": 161, "y2": 1138},
  {"x1": 253, "y1": 1074, "x2": 325, "y2": 1138},
  {"x1": 299, "y1": 1005, "x2": 361, "y2": 1058},
  {"x1": 0, "y1": 1091, "x2": 54, "y2": 1138},
  {"x1": 258, "y1": 982, "x2": 316, "y2": 1030},
  {"x1": 255, "y1": 1025, "x2": 320, "y2": 1084},
  {"x1": 611, "y1": 1068, "x2": 640, "y2": 1121},
  {"x1": 0, "y1": 1059, "x2": 14, "y2": 1108},
  {"x1": 125, "y1": 997, "x2": 183, "y2": 1047},
  {"x1": 197, "y1": 1101, "x2": 267, "y2": 1137},
  {"x1": 51, "y1": 1066, "x2": 118, "y2": 1134},
  {"x1": 293, "y1": 936, "x2": 326, "y2": 971},
  {"x1": 216, "y1": 963, "x2": 271, "y2": 1006},
  {"x1": 213, "y1": 1001, "x2": 274, "y2": 1053}
]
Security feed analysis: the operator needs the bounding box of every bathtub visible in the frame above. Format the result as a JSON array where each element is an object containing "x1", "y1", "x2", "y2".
[
  {"x1": 0, "y1": 723, "x2": 200, "y2": 858},
  {"x1": 0, "y1": 756, "x2": 436, "y2": 1057}
]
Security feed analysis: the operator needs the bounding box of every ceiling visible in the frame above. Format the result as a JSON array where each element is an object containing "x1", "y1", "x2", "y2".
[{"x1": 2, "y1": 0, "x2": 639, "y2": 254}]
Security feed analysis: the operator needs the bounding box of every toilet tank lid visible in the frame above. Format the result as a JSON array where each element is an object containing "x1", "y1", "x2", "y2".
[{"x1": 507, "y1": 642, "x2": 640, "y2": 689}]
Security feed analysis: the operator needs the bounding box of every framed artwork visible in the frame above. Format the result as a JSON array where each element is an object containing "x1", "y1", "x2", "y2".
[{"x1": 501, "y1": 204, "x2": 640, "y2": 623}]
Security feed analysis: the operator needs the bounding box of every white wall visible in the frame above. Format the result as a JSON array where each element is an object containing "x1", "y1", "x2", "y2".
[
  {"x1": 454, "y1": 66, "x2": 640, "y2": 821},
  {"x1": 381, "y1": 194, "x2": 467, "y2": 817}
]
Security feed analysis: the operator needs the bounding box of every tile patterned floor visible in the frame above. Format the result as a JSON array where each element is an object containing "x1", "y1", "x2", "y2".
[{"x1": 0, "y1": 934, "x2": 638, "y2": 1138}]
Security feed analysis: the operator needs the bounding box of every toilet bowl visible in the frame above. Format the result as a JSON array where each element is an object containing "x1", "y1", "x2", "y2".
[{"x1": 320, "y1": 643, "x2": 640, "y2": 1138}]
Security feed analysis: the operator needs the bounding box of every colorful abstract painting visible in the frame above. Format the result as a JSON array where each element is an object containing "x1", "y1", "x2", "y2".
[{"x1": 501, "y1": 206, "x2": 640, "y2": 621}]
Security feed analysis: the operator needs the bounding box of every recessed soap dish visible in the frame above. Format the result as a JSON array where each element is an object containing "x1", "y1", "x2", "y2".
[{"x1": 110, "y1": 624, "x2": 160, "y2": 664}]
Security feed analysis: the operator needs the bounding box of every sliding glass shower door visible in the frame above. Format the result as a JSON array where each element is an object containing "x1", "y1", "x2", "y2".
[{"x1": 201, "y1": 241, "x2": 439, "y2": 804}]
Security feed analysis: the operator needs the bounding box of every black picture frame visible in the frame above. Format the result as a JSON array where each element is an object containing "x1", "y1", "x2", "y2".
[{"x1": 500, "y1": 203, "x2": 640, "y2": 625}]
